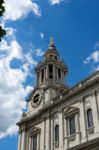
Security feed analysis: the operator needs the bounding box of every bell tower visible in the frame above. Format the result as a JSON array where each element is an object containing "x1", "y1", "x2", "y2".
[
  {"x1": 35, "y1": 38, "x2": 68, "y2": 90},
  {"x1": 27, "y1": 38, "x2": 68, "y2": 115},
  {"x1": 17, "y1": 39, "x2": 69, "y2": 150},
  {"x1": 17, "y1": 38, "x2": 99, "y2": 150}
]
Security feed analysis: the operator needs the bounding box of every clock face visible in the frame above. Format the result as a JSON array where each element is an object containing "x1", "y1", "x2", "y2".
[
  {"x1": 33, "y1": 94, "x2": 40, "y2": 103},
  {"x1": 31, "y1": 89, "x2": 43, "y2": 108}
]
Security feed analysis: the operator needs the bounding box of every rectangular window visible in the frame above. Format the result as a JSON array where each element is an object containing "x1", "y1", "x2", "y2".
[
  {"x1": 69, "y1": 115, "x2": 76, "y2": 135},
  {"x1": 33, "y1": 135, "x2": 37, "y2": 150},
  {"x1": 49, "y1": 65, "x2": 53, "y2": 79},
  {"x1": 87, "y1": 109, "x2": 93, "y2": 128},
  {"x1": 41, "y1": 69, "x2": 44, "y2": 82},
  {"x1": 58, "y1": 68, "x2": 61, "y2": 79}
]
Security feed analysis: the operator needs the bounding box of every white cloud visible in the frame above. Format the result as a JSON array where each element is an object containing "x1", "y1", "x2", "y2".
[
  {"x1": 34, "y1": 48, "x2": 44, "y2": 56},
  {"x1": 50, "y1": 0, "x2": 63, "y2": 5},
  {"x1": 49, "y1": 0, "x2": 71, "y2": 5},
  {"x1": 0, "y1": 0, "x2": 42, "y2": 139},
  {"x1": 40, "y1": 32, "x2": 44, "y2": 39},
  {"x1": 6, "y1": 27, "x2": 16, "y2": 39},
  {"x1": 4, "y1": 0, "x2": 41, "y2": 21},
  {"x1": 96, "y1": 66, "x2": 99, "y2": 71},
  {"x1": 84, "y1": 42, "x2": 99, "y2": 71},
  {"x1": 84, "y1": 51, "x2": 99, "y2": 64},
  {"x1": 0, "y1": 28, "x2": 37, "y2": 139}
]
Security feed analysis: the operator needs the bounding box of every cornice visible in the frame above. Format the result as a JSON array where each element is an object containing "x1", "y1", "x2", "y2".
[
  {"x1": 67, "y1": 137, "x2": 99, "y2": 150},
  {"x1": 71, "y1": 70, "x2": 99, "y2": 91},
  {"x1": 17, "y1": 71, "x2": 99, "y2": 126},
  {"x1": 16, "y1": 107, "x2": 51, "y2": 127},
  {"x1": 27, "y1": 82, "x2": 69, "y2": 102},
  {"x1": 35, "y1": 59, "x2": 67, "y2": 72},
  {"x1": 63, "y1": 106, "x2": 79, "y2": 118},
  {"x1": 52, "y1": 74, "x2": 99, "y2": 106}
]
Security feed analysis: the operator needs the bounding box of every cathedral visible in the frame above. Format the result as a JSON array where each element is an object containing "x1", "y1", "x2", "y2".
[{"x1": 17, "y1": 38, "x2": 99, "y2": 150}]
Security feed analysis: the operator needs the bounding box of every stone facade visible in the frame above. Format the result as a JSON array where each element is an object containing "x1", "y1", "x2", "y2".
[{"x1": 17, "y1": 38, "x2": 99, "y2": 150}]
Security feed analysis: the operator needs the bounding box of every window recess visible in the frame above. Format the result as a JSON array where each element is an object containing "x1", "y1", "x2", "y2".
[
  {"x1": 54, "y1": 124, "x2": 59, "y2": 148},
  {"x1": 64, "y1": 107, "x2": 80, "y2": 142},
  {"x1": 69, "y1": 115, "x2": 76, "y2": 135},
  {"x1": 55, "y1": 124, "x2": 59, "y2": 142},
  {"x1": 49, "y1": 65, "x2": 53, "y2": 79},
  {"x1": 87, "y1": 109, "x2": 94, "y2": 128},
  {"x1": 58, "y1": 68, "x2": 61, "y2": 80},
  {"x1": 32, "y1": 135, "x2": 37, "y2": 150},
  {"x1": 41, "y1": 69, "x2": 44, "y2": 82}
]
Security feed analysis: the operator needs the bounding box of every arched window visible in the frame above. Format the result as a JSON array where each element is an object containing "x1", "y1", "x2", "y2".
[
  {"x1": 41, "y1": 69, "x2": 44, "y2": 82},
  {"x1": 33, "y1": 134, "x2": 37, "y2": 150},
  {"x1": 87, "y1": 109, "x2": 93, "y2": 128},
  {"x1": 55, "y1": 56, "x2": 57, "y2": 60},
  {"x1": 58, "y1": 68, "x2": 61, "y2": 80},
  {"x1": 69, "y1": 115, "x2": 76, "y2": 135},
  {"x1": 49, "y1": 65, "x2": 53, "y2": 79},
  {"x1": 55, "y1": 124, "x2": 59, "y2": 141}
]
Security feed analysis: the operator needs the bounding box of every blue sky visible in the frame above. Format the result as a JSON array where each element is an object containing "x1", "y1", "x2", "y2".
[{"x1": 0, "y1": 0, "x2": 99, "y2": 149}]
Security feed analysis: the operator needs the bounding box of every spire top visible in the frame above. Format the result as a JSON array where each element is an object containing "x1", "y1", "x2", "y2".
[
  {"x1": 48, "y1": 37, "x2": 56, "y2": 49},
  {"x1": 49, "y1": 37, "x2": 54, "y2": 45},
  {"x1": 45, "y1": 37, "x2": 60, "y2": 57}
]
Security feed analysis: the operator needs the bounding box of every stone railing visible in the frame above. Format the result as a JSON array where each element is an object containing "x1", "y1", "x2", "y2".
[
  {"x1": 54, "y1": 141, "x2": 59, "y2": 148},
  {"x1": 68, "y1": 134, "x2": 76, "y2": 142},
  {"x1": 87, "y1": 126, "x2": 95, "y2": 135}
]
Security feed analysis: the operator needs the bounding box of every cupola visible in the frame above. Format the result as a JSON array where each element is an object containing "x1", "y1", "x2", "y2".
[{"x1": 35, "y1": 38, "x2": 68, "y2": 89}]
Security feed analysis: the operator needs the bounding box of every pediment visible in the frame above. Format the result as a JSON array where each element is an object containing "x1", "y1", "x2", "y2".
[
  {"x1": 29, "y1": 126, "x2": 41, "y2": 136},
  {"x1": 63, "y1": 106, "x2": 79, "y2": 117},
  {"x1": 30, "y1": 126, "x2": 39, "y2": 132}
]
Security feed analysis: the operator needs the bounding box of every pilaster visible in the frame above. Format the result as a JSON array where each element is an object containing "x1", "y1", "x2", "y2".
[
  {"x1": 51, "y1": 115, "x2": 54, "y2": 150},
  {"x1": 91, "y1": 91, "x2": 99, "y2": 133},
  {"x1": 17, "y1": 130, "x2": 22, "y2": 150},
  {"x1": 95, "y1": 90, "x2": 99, "y2": 124},
  {"x1": 19, "y1": 128, "x2": 26, "y2": 150},
  {"x1": 45, "y1": 117, "x2": 50, "y2": 150},
  {"x1": 80, "y1": 97, "x2": 87, "y2": 143}
]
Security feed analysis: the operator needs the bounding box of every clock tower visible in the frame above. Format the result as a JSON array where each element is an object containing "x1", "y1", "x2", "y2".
[
  {"x1": 17, "y1": 38, "x2": 69, "y2": 150},
  {"x1": 17, "y1": 39, "x2": 99, "y2": 150},
  {"x1": 27, "y1": 38, "x2": 68, "y2": 116}
]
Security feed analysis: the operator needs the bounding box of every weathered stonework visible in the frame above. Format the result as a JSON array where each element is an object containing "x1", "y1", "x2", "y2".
[{"x1": 17, "y1": 39, "x2": 99, "y2": 150}]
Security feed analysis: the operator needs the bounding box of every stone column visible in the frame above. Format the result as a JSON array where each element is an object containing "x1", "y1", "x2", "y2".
[
  {"x1": 39, "y1": 72, "x2": 41, "y2": 85},
  {"x1": 28, "y1": 137, "x2": 32, "y2": 150},
  {"x1": 92, "y1": 91, "x2": 99, "y2": 132},
  {"x1": 37, "y1": 133, "x2": 40, "y2": 150},
  {"x1": 55, "y1": 67, "x2": 57, "y2": 81},
  {"x1": 95, "y1": 90, "x2": 99, "y2": 123},
  {"x1": 50, "y1": 115, "x2": 54, "y2": 150},
  {"x1": 63, "y1": 71, "x2": 66, "y2": 85},
  {"x1": 46, "y1": 65, "x2": 48, "y2": 79},
  {"x1": 63, "y1": 71, "x2": 65, "y2": 85},
  {"x1": 57, "y1": 67, "x2": 58, "y2": 82},
  {"x1": 61, "y1": 70, "x2": 62, "y2": 84},
  {"x1": 65, "y1": 117, "x2": 69, "y2": 149},
  {"x1": 61, "y1": 70, "x2": 63, "y2": 84},
  {"x1": 44, "y1": 118, "x2": 46, "y2": 150},
  {"x1": 45, "y1": 116, "x2": 51, "y2": 150},
  {"x1": 59, "y1": 110, "x2": 63, "y2": 147},
  {"x1": 62, "y1": 114, "x2": 65, "y2": 149},
  {"x1": 80, "y1": 98, "x2": 87, "y2": 143},
  {"x1": 75, "y1": 114, "x2": 79, "y2": 132},
  {"x1": 20, "y1": 129, "x2": 26, "y2": 150},
  {"x1": 52, "y1": 65, "x2": 55, "y2": 80},
  {"x1": 26, "y1": 133, "x2": 29, "y2": 150},
  {"x1": 75, "y1": 113, "x2": 81, "y2": 144},
  {"x1": 37, "y1": 72, "x2": 39, "y2": 87},
  {"x1": 17, "y1": 130, "x2": 22, "y2": 150},
  {"x1": 44, "y1": 67, "x2": 46, "y2": 82}
]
